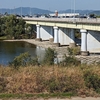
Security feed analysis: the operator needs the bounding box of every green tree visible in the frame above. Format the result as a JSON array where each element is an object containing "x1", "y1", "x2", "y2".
[
  {"x1": 25, "y1": 24, "x2": 35, "y2": 38},
  {"x1": 89, "y1": 14, "x2": 96, "y2": 18},
  {"x1": 0, "y1": 15, "x2": 26, "y2": 39}
]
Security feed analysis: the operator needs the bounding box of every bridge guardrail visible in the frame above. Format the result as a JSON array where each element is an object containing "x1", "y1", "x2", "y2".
[{"x1": 23, "y1": 17, "x2": 100, "y2": 24}]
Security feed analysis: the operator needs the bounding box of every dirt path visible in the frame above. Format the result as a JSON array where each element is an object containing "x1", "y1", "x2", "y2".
[{"x1": 1, "y1": 97, "x2": 100, "y2": 100}]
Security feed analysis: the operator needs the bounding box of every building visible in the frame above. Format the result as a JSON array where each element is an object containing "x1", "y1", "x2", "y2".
[{"x1": 49, "y1": 13, "x2": 79, "y2": 18}]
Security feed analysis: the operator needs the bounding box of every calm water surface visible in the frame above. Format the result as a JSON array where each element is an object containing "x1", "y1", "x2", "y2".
[{"x1": 0, "y1": 40, "x2": 45, "y2": 65}]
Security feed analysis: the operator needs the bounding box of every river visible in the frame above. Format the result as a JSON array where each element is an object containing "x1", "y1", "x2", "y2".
[{"x1": 0, "y1": 40, "x2": 45, "y2": 66}]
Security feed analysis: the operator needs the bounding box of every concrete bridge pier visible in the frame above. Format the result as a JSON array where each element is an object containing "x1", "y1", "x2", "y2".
[
  {"x1": 54, "y1": 26, "x2": 60, "y2": 47},
  {"x1": 80, "y1": 29, "x2": 89, "y2": 56},
  {"x1": 70, "y1": 29, "x2": 76, "y2": 47},
  {"x1": 36, "y1": 25, "x2": 42, "y2": 41},
  {"x1": 49, "y1": 27, "x2": 54, "y2": 42}
]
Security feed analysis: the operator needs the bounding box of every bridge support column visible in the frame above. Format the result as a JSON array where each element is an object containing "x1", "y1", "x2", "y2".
[
  {"x1": 54, "y1": 27, "x2": 60, "y2": 47},
  {"x1": 70, "y1": 29, "x2": 76, "y2": 47},
  {"x1": 49, "y1": 27, "x2": 54, "y2": 42},
  {"x1": 80, "y1": 29, "x2": 89, "y2": 56},
  {"x1": 35, "y1": 25, "x2": 42, "y2": 41}
]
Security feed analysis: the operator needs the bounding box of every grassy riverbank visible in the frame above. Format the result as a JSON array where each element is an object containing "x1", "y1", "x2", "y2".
[
  {"x1": 0, "y1": 64, "x2": 100, "y2": 98},
  {"x1": 0, "y1": 41, "x2": 100, "y2": 99}
]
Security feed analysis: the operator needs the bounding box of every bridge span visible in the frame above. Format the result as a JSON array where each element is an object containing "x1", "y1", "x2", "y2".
[{"x1": 24, "y1": 18, "x2": 100, "y2": 56}]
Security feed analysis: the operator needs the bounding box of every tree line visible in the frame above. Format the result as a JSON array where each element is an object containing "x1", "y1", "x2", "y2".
[{"x1": 0, "y1": 15, "x2": 35, "y2": 39}]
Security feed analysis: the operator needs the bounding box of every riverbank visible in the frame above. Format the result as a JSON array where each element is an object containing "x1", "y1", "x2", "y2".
[
  {"x1": 4, "y1": 39, "x2": 100, "y2": 64},
  {"x1": 1, "y1": 39, "x2": 100, "y2": 99},
  {"x1": 4, "y1": 39, "x2": 69, "y2": 55}
]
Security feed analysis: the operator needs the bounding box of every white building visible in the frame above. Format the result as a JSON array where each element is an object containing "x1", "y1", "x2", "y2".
[{"x1": 49, "y1": 13, "x2": 79, "y2": 18}]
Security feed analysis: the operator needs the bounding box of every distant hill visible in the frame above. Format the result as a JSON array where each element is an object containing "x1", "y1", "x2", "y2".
[
  {"x1": 89, "y1": 11, "x2": 100, "y2": 15},
  {"x1": 0, "y1": 7, "x2": 53, "y2": 15},
  {"x1": 0, "y1": 7, "x2": 100, "y2": 16}
]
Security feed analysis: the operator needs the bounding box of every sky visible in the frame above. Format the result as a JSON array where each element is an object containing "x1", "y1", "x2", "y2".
[{"x1": 0, "y1": 0, "x2": 100, "y2": 11}]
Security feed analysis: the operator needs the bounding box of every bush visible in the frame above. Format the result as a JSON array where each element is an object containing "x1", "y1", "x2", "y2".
[
  {"x1": 67, "y1": 47, "x2": 80, "y2": 55},
  {"x1": 60, "y1": 55, "x2": 81, "y2": 67},
  {"x1": 42, "y1": 48, "x2": 55, "y2": 65},
  {"x1": 84, "y1": 70, "x2": 100, "y2": 93},
  {"x1": 9, "y1": 52, "x2": 39, "y2": 69}
]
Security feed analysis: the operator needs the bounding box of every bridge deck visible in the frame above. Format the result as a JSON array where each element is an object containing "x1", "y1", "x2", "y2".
[{"x1": 23, "y1": 18, "x2": 100, "y2": 24}]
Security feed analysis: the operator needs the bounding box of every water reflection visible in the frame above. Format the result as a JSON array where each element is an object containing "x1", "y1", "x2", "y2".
[
  {"x1": 36, "y1": 46, "x2": 46, "y2": 62},
  {"x1": 0, "y1": 41, "x2": 45, "y2": 65}
]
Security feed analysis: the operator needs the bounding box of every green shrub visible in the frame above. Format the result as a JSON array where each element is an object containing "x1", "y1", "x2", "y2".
[
  {"x1": 27, "y1": 57, "x2": 39, "y2": 66},
  {"x1": 60, "y1": 55, "x2": 81, "y2": 67},
  {"x1": 9, "y1": 52, "x2": 39, "y2": 69},
  {"x1": 42, "y1": 48, "x2": 55, "y2": 65}
]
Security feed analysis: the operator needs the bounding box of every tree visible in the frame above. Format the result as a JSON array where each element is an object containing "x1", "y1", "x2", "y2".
[
  {"x1": 0, "y1": 15, "x2": 26, "y2": 39},
  {"x1": 89, "y1": 14, "x2": 96, "y2": 18}
]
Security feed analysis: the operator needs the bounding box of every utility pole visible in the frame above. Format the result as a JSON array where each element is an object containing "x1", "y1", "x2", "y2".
[
  {"x1": 14, "y1": 6, "x2": 15, "y2": 15},
  {"x1": 30, "y1": 7, "x2": 31, "y2": 16},
  {"x1": 74, "y1": 0, "x2": 75, "y2": 18},
  {"x1": 21, "y1": 0, "x2": 22, "y2": 17},
  {"x1": 71, "y1": 0, "x2": 72, "y2": 14},
  {"x1": 21, "y1": 7, "x2": 22, "y2": 16}
]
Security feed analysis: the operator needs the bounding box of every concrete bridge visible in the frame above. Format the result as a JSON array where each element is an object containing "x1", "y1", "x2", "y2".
[{"x1": 23, "y1": 18, "x2": 100, "y2": 56}]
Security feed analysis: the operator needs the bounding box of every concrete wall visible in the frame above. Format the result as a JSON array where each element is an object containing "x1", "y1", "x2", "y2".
[
  {"x1": 40, "y1": 26, "x2": 52, "y2": 40},
  {"x1": 87, "y1": 31, "x2": 100, "y2": 53},
  {"x1": 58, "y1": 28, "x2": 71, "y2": 45}
]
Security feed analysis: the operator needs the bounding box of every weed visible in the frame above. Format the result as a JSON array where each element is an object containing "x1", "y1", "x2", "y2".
[
  {"x1": 60, "y1": 55, "x2": 81, "y2": 66},
  {"x1": 67, "y1": 47, "x2": 80, "y2": 56}
]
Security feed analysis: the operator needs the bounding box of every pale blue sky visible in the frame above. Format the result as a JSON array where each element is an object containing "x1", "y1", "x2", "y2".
[{"x1": 0, "y1": 0, "x2": 100, "y2": 11}]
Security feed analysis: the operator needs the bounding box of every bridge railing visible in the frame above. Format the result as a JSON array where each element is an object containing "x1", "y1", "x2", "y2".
[
  {"x1": 72, "y1": 18, "x2": 100, "y2": 24},
  {"x1": 23, "y1": 17, "x2": 100, "y2": 24}
]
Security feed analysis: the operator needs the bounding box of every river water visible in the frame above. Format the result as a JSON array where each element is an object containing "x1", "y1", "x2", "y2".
[{"x1": 0, "y1": 40, "x2": 45, "y2": 66}]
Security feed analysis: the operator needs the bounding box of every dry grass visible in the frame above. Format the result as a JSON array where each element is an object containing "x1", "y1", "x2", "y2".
[{"x1": 0, "y1": 64, "x2": 100, "y2": 97}]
